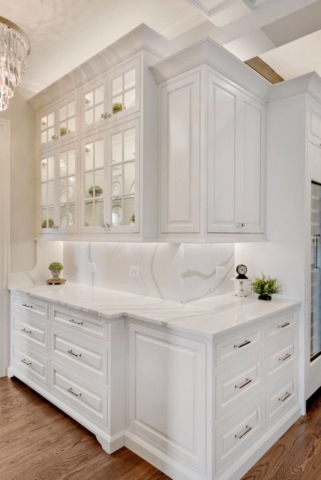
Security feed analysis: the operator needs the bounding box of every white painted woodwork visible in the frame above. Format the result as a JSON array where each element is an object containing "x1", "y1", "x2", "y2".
[
  {"x1": 51, "y1": 304, "x2": 108, "y2": 341},
  {"x1": 11, "y1": 341, "x2": 48, "y2": 389},
  {"x1": 265, "y1": 335, "x2": 296, "y2": 384},
  {"x1": 265, "y1": 373, "x2": 297, "y2": 428},
  {"x1": 160, "y1": 72, "x2": 201, "y2": 233},
  {"x1": 11, "y1": 310, "x2": 48, "y2": 353},
  {"x1": 215, "y1": 324, "x2": 264, "y2": 366},
  {"x1": 128, "y1": 322, "x2": 206, "y2": 471},
  {"x1": 11, "y1": 294, "x2": 48, "y2": 320},
  {"x1": 265, "y1": 311, "x2": 296, "y2": 341},
  {"x1": 307, "y1": 99, "x2": 321, "y2": 148}
]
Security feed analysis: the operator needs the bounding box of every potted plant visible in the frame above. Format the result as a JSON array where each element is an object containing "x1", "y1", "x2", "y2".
[
  {"x1": 113, "y1": 102, "x2": 123, "y2": 114},
  {"x1": 42, "y1": 218, "x2": 54, "y2": 228},
  {"x1": 130, "y1": 213, "x2": 135, "y2": 225},
  {"x1": 60, "y1": 127, "x2": 71, "y2": 136},
  {"x1": 251, "y1": 273, "x2": 281, "y2": 301},
  {"x1": 49, "y1": 261, "x2": 63, "y2": 280},
  {"x1": 88, "y1": 185, "x2": 103, "y2": 197}
]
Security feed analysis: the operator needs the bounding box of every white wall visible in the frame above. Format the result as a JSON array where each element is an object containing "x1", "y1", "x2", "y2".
[{"x1": 0, "y1": 89, "x2": 36, "y2": 273}]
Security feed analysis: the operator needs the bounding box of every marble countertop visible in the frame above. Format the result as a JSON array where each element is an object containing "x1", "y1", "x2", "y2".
[{"x1": 9, "y1": 282, "x2": 301, "y2": 339}]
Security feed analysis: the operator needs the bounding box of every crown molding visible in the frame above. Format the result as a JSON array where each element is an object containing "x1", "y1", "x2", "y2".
[
  {"x1": 150, "y1": 37, "x2": 272, "y2": 101},
  {"x1": 29, "y1": 24, "x2": 178, "y2": 112},
  {"x1": 268, "y1": 72, "x2": 321, "y2": 104}
]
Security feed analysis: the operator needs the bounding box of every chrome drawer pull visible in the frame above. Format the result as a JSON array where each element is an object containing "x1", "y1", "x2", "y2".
[
  {"x1": 235, "y1": 425, "x2": 252, "y2": 439},
  {"x1": 21, "y1": 328, "x2": 32, "y2": 334},
  {"x1": 278, "y1": 322, "x2": 290, "y2": 329},
  {"x1": 279, "y1": 392, "x2": 291, "y2": 402},
  {"x1": 21, "y1": 359, "x2": 32, "y2": 366},
  {"x1": 234, "y1": 340, "x2": 251, "y2": 349},
  {"x1": 279, "y1": 353, "x2": 292, "y2": 362},
  {"x1": 22, "y1": 303, "x2": 33, "y2": 309},
  {"x1": 68, "y1": 319, "x2": 83, "y2": 326},
  {"x1": 67, "y1": 349, "x2": 81, "y2": 358},
  {"x1": 68, "y1": 387, "x2": 81, "y2": 397},
  {"x1": 235, "y1": 378, "x2": 252, "y2": 389}
]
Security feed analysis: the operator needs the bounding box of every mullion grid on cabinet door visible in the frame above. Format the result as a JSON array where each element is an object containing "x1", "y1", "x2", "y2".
[
  {"x1": 83, "y1": 137, "x2": 105, "y2": 231},
  {"x1": 40, "y1": 110, "x2": 55, "y2": 148},
  {"x1": 40, "y1": 155, "x2": 56, "y2": 232},
  {"x1": 111, "y1": 67, "x2": 136, "y2": 118},
  {"x1": 58, "y1": 147, "x2": 76, "y2": 232},
  {"x1": 59, "y1": 99, "x2": 76, "y2": 140},
  {"x1": 110, "y1": 126, "x2": 136, "y2": 230},
  {"x1": 84, "y1": 83, "x2": 106, "y2": 128}
]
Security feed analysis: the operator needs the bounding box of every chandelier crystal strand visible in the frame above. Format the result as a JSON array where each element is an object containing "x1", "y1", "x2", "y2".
[{"x1": 0, "y1": 18, "x2": 30, "y2": 111}]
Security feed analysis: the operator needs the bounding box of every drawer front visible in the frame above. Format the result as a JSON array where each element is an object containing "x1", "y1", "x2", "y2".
[
  {"x1": 11, "y1": 311, "x2": 48, "y2": 353},
  {"x1": 265, "y1": 374, "x2": 297, "y2": 429},
  {"x1": 11, "y1": 341, "x2": 48, "y2": 388},
  {"x1": 265, "y1": 335, "x2": 296, "y2": 384},
  {"x1": 51, "y1": 326, "x2": 108, "y2": 384},
  {"x1": 265, "y1": 311, "x2": 296, "y2": 341},
  {"x1": 11, "y1": 294, "x2": 48, "y2": 320},
  {"x1": 215, "y1": 325, "x2": 264, "y2": 366},
  {"x1": 51, "y1": 305, "x2": 108, "y2": 341},
  {"x1": 215, "y1": 395, "x2": 263, "y2": 474},
  {"x1": 215, "y1": 352, "x2": 263, "y2": 419},
  {"x1": 50, "y1": 362, "x2": 108, "y2": 429}
]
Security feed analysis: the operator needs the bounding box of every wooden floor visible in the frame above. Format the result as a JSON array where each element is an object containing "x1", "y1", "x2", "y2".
[
  {"x1": 2, "y1": 377, "x2": 321, "y2": 480},
  {"x1": 0, "y1": 377, "x2": 169, "y2": 480}
]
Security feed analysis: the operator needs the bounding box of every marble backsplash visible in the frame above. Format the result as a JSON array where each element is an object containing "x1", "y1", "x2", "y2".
[{"x1": 63, "y1": 242, "x2": 235, "y2": 303}]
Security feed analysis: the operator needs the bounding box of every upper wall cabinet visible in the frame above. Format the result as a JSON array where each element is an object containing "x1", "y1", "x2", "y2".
[
  {"x1": 307, "y1": 99, "x2": 321, "y2": 148},
  {"x1": 151, "y1": 39, "x2": 268, "y2": 242}
]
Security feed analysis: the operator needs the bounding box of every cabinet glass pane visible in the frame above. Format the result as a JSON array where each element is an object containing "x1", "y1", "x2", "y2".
[
  {"x1": 94, "y1": 200, "x2": 104, "y2": 227},
  {"x1": 85, "y1": 91, "x2": 93, "y2": 106},
  {"x1": 59, "y1": 148, "x2": 77, "y2": 230},
  {"x1": 59, "y1": 101, "x2": 76, "y2": 137},
  {"x1": 60, "y1": 203, "x2": 75, "y2": 228},
  {"x1": 85, "y1": 144, "x2": 94, "y2": 170},
  {"x1": 84, "y1": 86, "x2": 104, "y2": 126},
  {"x1": 41, "y1": 183, "x2": 47, "y2": 205},
  {"x1": 112, "y1": 165, "x2": 122, "y2": 195},
  {"x1": 40, "y1": 113, "x2": 55, "y2": 145},
  {"x1": 95, "y1": 169, "x2": 104, "y2": 193},
  {"x1": 68, "y1": 117, "x2": 76, "y2": 133},
  {"x1": 85, "y1": 201, "x2": 94, "y2": 227},
  {"x1": 68, "y1": 101, "x2": 75, "y2": 117},
  {"x1": 48, "y1": 181, "x2": 55, "y2": 205},
  {"x1": 112, "y1": 198, "x2": 122, "y2": 226},
  {"x1": 112, "y1": 133, "x2": 122, "y2": 163},
  {"x1": 95, "y1": 86, "x2": 104, "y2": 104},
  {"x1": 112, "y1": 76, "x2": 123, "y2": 96},
  {"x1": 68, "y1": 203, "x2": 76, "y2": 227},
  {"x1": 95, "y1": 139, "x2": 104, "y2": 168},
  {"x1": 124, "y1": 128, "x2": 135, "y2": 161},
  {"x1": 60, "y1": 106, "x2": 67, "y2": 121},
  {"x1": 68, "y1": 153, "x2": 75, "y2": 175},
  {"x1": 95, "y1": 104, "x2": 104, "y2": 123},
  {"x1": 124, "y1": 162, "x2": 135, "y2": 193},
  {"x1": 60, "y1": 152, "x2": 67, "y2": 176},
  {"x1": 83, "y1": 138, "x2": 105, "y2": 228},
  {"x1": 85, "y1": 109, "x2": 94, "y2": 126},
  {"x1": 41, "y1": 159, "x2": 47, "y2": 182},
  {"x1": 124, "y1": 89, "x2": 135, "y2": 110},
  {"x1": 124, "y1": 69, "x2": 135, "y2": 90},
  {"x1": 123, "y1": 196, "x2": 135, "y2": 225},
  {"x1": 48, "y1": 157, "x2": 54, "y2": 180},
  {"x1": 311, "y1": 181, "x2": 321, "y2": 361},
  {"x1": 85, "y1": 172, "x2": 94, "y2": 198}
]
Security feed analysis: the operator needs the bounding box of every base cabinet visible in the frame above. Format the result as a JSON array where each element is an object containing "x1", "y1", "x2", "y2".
[{"x1": 9, "y1": 292, "x2": 300, "y2": 480}]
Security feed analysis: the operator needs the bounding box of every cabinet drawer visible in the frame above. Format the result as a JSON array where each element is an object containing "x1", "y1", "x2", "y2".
[
  {"x1": 265, "y1": 311, "x2": 296, "y2": 341},
  {"x1": 265, "y1": 374, "x2": 297, "y2": 429},
  {"x1": 11, "y1": 294, "x2": 48, "y2": 320},
  {"x1": 11, "y1": 341, "x2": 48, "y2": 388},
  {"x1": 215, "y1": 325, "x2": 264, "y2": 366},
  {"x1": 265, "y1": 335, "x2": 296, "y2": 384},
  {"x1": 215, "y1": 395, "x2": 263, "y2": 474},
  {"x1": 50, "y1": 362, "x2": 108, "y2": 429},
  {"x1": 51, "y1": 326, "x2": 108, "y2": 384},
  {"x1": 215, "y1": 352, "x2": 263, "y2": 419},
  {"x1": 51, "y1": 305, "x2": 108, "y2": 342},
  {"x1": 11, "y1": 311, "x2": 48, "y2": 353}
]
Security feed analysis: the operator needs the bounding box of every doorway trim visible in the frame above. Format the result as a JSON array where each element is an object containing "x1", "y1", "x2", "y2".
[{"x1": 0, "y1": 119, "x2": 10, "y2": 377}]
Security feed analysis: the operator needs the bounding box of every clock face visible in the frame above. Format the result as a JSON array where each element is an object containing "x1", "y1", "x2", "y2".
[{"x1": 236, "y1": 264, "x2": 247, "y2": 275}]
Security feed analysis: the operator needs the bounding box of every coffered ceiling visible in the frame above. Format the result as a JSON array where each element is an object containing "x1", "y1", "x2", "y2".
[{"x1": 2, "y1": 0, "x2": 321, "y2": 98}]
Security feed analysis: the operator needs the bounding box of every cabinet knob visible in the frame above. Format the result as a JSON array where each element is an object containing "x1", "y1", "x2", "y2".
[
  {"x1": 51, "y1": 134, "x2": 59, "y2": 140},
  {"x1": 235, "y1": 223, "x2": 245, "y2": 227},
  {"x1": 100, "y1": 112, "x2": 108, "y2": 120},
  {"x1": 51, "y1": 225, "x2": 59, "y2": 230},
  {"x1": 108, "y1": 113, "x2": 112, "y2": 118},
  {"x1": 101, "y1": 222, "x2": 110, "y2": 228}
]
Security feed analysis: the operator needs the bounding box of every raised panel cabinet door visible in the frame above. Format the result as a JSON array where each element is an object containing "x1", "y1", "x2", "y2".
[
  {"x1": 160, "y1": 72, "x2": 201, "y2": 233},
  {"x1": 207, "y1": 73, "x2": 240, "y2": 233},
  {"x1": 128, "y1": 322, "x2": 206, "y2": 472},
  {"x1": 238, "y1": 95, "x2": 265, "y2": 234},
  {"x1": 308, "y1": 100, "x2": 321, "y2": 148}
]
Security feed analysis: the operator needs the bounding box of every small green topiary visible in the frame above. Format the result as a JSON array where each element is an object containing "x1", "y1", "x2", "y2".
[
  {"x1": 60, "y1": 127, "x2": 71, "y2": 136},
  {"x1": 251, "y1": 273, "x2": 281, "y2": 300},
  {"x1": 49, "y1": 261, "x2": 63, "y2": 271},
  {"x1": 42, "y1": 218, "x2": 54, "y2": 228},
  {"x1": 113, "y1": 102, "x2": 123, "y2": 114},
  {"x1": 88, "y1": 185, "x2": 103, "y2": 196}
]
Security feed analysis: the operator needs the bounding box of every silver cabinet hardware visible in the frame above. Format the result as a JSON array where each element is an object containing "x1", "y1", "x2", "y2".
[
  {"x1": 279, "y1": 353, "x2": 291, "y2": 362},
  {"x1": 235, "y1": 378, "x2": 252, "y2": 389},
  {"x1": 101, "y1": 222, "x2": 110, "y2": 228},
  {"x1": 235, "y1": 223, "x2": 245, "y2": 227},
  {"x1": 51, "y1": 134, "x2": 59, "y2": 140},
  {"x1": 68, "y1": 319, "x2": 83, "y2": 326},
  {"x1": 67, "y1": 349, "x2": 81, "y2": 358},
  {"x1": 22, "y1": 303, "x2": 33, "y2": 309},
  {"x1": 101, "y1": 112, "x2": 108, "y2": 120},
  {"x1": 234, "y1": 340, "x2": 251, "y2": 349},
  {"x1": 68, "y1": 387, "x2": 81, "y2": 397},
  {"x1": 235, "y1": 425, "x2": 252, "y2": 439},
  {"x1": 21, "y1": 359, "x2": 32, "y2": 366},
  {"x1": 278, "y1": 322, "x2": 290, "y2": 329},
  {"x1": 21, "y1": 328, "x2": 32, "y2": 334},
  {"x1": 51, "y1": 225, "x2": 59, "y2": 229},
  {"x1": 279, "y1": 392, "x2": 291, "y2": 402}
]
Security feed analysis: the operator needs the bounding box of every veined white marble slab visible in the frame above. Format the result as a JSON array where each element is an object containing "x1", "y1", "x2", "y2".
[{"x1": 9, "y1": 283, "x2": 300, "y2": 339}]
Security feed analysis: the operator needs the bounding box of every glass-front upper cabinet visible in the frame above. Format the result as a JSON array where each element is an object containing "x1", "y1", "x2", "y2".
[
  {"x1": 39, "y1": 145, "x2": 78, "y2": 234},
  {"x1": 38, "y1": 94, "x2": 77, "y2": 150},
  {"x1": 80, "y1": 58, "x2": 140, "y2": 132}
]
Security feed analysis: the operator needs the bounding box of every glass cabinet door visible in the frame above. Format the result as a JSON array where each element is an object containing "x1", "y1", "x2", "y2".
[
  {"x1": 82, "y1": 136, "x2": 106, "y2": 232},
  {"x1": 83, "y1": 81, "x2": 106, "y2": 129},
  {"x1": 311, "y1": 181, "x2": 321, "y2": 361},
  {"x1": 107, "y1": 120, "x2": 139, "y2": 232},
  {"x1": 40, "y1": 155, "x2": 56, "y2": 231},
  {"x1": 59, "y1": 99, "x2": 76, "y2": 139},
  {"x1": 58, "y1": 147, "x2": 77, "y2": 232},
  {"x1": 40, "y1": 111, "x2": 55, "y2": 147},
  {"x1": 108, "y1": 58, "x2": 139, "y2": 120}
]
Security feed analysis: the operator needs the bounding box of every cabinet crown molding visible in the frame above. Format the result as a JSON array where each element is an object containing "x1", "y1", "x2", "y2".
[
  {"x1": 150, "y1": 37, "x2": 272, "y2": 102},
  {"x1": 268, "y1": 72, "x2": 321, "y2": 105},
  {"x1": 29, "y1": 24, "x2": 177, "y2": 112}
]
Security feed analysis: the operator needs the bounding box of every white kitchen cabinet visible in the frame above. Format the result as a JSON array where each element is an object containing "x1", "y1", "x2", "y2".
[
  {"x1": 307, "y1": 98, "x2": 321, "y2": 148},
  {"x1": 159, "y1": 71, "x2": 201, "y2": 233}
]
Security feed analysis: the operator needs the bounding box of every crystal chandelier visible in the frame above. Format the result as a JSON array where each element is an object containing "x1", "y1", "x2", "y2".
[{"x1": 0, "y1": 17, "x2": 31, "y2": 111}]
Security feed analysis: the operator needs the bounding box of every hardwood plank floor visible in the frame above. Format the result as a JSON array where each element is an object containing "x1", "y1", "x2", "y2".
[
  {"x1": 243, "y1": 388, "x2": 321, "y2": 479},
  {"x1": 0, "y1": 377, "x2": 169, "y2": 480}
]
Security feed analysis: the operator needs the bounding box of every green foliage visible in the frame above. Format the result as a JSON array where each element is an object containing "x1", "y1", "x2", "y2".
[
  {"x1": 88, "y1": 185, "x2": 103, "y2": 196},
  {"x1": 42, "y1": 218, "x2": 54, "y2": 228},
  {"x1": 60, "y1": 127, "x2": 71, "y2": 136},
  {"x1": 48, "y1": 261, "x2": 63, "y2": 271},
  {"x1": 251, "y1": 273, "x2": 281, "y2": 296},
  {"x1": 113, "y1": 102, "x2": 123, "y2": 113},
  {"x1": 131, "y1": 213, "x2": 135, "y2": 223}
]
